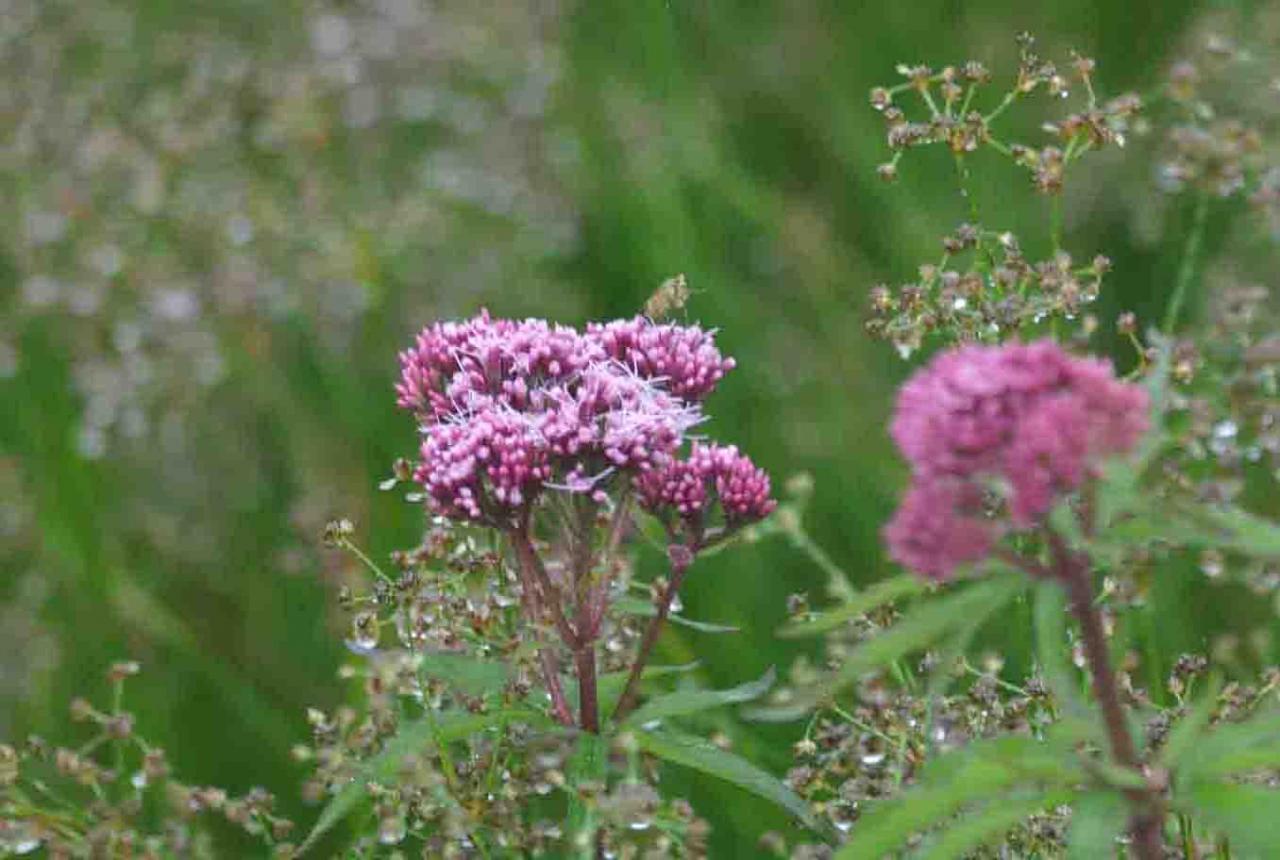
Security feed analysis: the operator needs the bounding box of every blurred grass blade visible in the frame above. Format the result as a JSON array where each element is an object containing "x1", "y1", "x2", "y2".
[
  {"x1": 633, "y1": 728, "x2": 829, "y2": 837},
  {"x1": 1184, "y1": 782, "x2": 1280, "y2": 857},
  {"x1": 615, "y1": 596, "x2": 739, "y2": 633},
  {"x1": 918, "y1": 789, "x2": 1073, "y2": 860},
  {"x1": 1066, "y1": 791, "x2": 1127, "y2": 859},
  {"x1": 777, "y1": 574, "x2": 925, "y2": 639},
  {"x1": 298, "y1": 707, "x2": 549, "y2": 854},
  {"x1": 623, "y1": 667, "x2": 775, "y2": 728}
]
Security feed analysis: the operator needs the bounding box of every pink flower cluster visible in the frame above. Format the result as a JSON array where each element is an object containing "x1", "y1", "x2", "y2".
[
  {"x1": 885, "y1": 340, "x2": 1150, "y2": 579},
  {"x1": 637, "y1": 443, "x2": 777, "y2": 525},
  {"x1": 397, "y1": 311, "x2": 769, "y2": 526}
]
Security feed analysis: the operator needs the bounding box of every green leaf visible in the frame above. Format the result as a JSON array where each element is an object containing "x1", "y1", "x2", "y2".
[
  {"x1": 297, "y1": 707, "x2": 549, "y2": 854},
  {"x1": 776, "y1": 573, "x2": 926, "y2": 639},
  {"x1": 1033, "y1": 579, "x2": 1084, "y2": 717},
  {"x1": 834, "y1": 734, "x2": 1082, "y2": 859},
  {"x1": 1177, "y1": 710, "x2": 1280, "y2": 782},
  {"x1": 1184, "y1": 782, "x2": 1280, "y2": 859},
  {"x1": 596, "y1": 662, "x2": 700, "y2": 716},
  {"x1": 623, "y1": 667, "x2": 775, "y2": 728},
  {"x1": 1098, "y1": 500, "x2": 1280, "y2": 561},
  {"x1": 566, "y1": 732, "x2": 609, "y2": 857},
  {"x1": 417, "y1": 650, "x2": 510, "y2": 697},
  {"x1": 752, "y1": 573, "x2": 1025, "y2": 721},
  {"x1": 1066, "y1": 791, "x2": 1127, "y2": 860},
  {"x1": 1196, "y1": 504, "x2": 1280, "y2": 558},
  {"x1": 917, "y1": 789, "x2": 1074, "y2": 860},
  {"x1": 633, "y1": 728, "x2": 829, "y2": 837},
  {"x1": 1157, "y1": 674, "x2": 1223, "y2": 770},
  {"x1": 615, "y1": 596, "x2": 739, "y2": 633}
]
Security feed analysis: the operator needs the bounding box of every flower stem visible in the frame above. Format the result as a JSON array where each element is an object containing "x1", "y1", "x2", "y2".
[
  {"x1": 611, "y1": 544, "x2": 694, "y2": 723},
  {"x1": 575, "y1": 644, "x2": 600, "y2": 733},
  {"x1": 508, "y1": 526, "x2": 577, "y2": 727},
  {"x1": 1051, "y1": 533, "x2": 1163, "y2": 860}
]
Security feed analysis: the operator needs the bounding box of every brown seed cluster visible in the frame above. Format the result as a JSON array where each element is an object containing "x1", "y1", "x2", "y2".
[
  {"x1": 870, "y1": 34, "x2": 1138, "y2": 195},
  {"x1": 865, "y1": 224, "x2": 1109, "y2": 356},
  {"x1": 1, "y1": 664, "x2": 293, "y2": 858}
]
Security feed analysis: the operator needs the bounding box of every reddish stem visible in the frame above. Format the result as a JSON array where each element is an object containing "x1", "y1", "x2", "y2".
[
  {"x1": 540, "y1": 651, "x2": 575, "y2": 728},
  {"x1": 611, "y1": 543, "x2": 695, "y2": 723},
  {"x1": 507, "y1": 525, "x2": 577, "y2": 728},
  {"x1": 510, "y1": 527, "x2": 578, "y2": 647},
  {"x1": 1049, "y1": 532, "x2": 1163, "y2": 860}
]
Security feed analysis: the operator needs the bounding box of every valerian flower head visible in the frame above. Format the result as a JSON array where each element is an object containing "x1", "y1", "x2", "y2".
[
  {"x1": 396, "y1": 312, "x2": 749, "y2": 526},
  {"x1": 886, "y1": 340, "x2": 1149, "y2": 579}
]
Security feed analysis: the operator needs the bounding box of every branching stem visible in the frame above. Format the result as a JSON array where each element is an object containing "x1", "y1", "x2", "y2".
[{"x1": 611, "y1": 543, "x2": 696, "y2": 723}]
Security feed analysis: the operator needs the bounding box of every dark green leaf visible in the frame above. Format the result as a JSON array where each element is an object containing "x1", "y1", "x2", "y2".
[
  {"x1": 777, "y1": 573, "x2": 926, "y2": 639},
  {"x1": 1066, "y1": 791, "x2": 1127, "y2": 860},
  {"x1": 623, "y1": 667, "x2": 775, "y2": 728},
  {"x1": 297, "y1": 707, "x2": 548, "y2": 854},
  {"x1": 1184, "y1": 782, "x2": 1280, "y2": 859},
  {"x1": 634, "y1": 728, "x2": 829, "y2": 836},
  {"x1": 615, "y1": 596, "x2": 739, "y2": 633},
  {"x1": 918, "y1": 789, "x2": 1074, "y2": 860}
]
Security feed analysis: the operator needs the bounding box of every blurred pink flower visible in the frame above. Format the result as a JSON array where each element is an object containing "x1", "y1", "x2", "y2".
[{"x1": 886, "y1": 340, "x2": 1149, "y2": 579}]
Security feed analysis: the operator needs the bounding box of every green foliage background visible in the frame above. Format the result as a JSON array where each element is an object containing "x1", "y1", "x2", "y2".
[{"x1": 4, "y1": 0, "x2": 1274, "y2": 854}]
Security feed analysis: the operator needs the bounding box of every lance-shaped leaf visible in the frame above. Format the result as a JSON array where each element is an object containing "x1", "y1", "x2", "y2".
[
  {"x1": 1175, "y1": 709, "x2": 1280, "y2": 783},
  {"x1": 1183, "y1": 782, "x2": 1280, "y2": 858},
  {"x1": 751, "y1": 572, "x2": 1024, "y2": 721},
  {"x1": 1033, "y1": 579, "x2": 1087, "y2": 719},
  {"x1": 622, "y1": 667, "x2": 776, "y2": 728},
  {"x1": 917, "y1": 789, "x2": 1075, "y2": 860},
  {"x1": 633, "y1": 728, "x2": 831, "y2": 837},
  {"x1": 566, "y1": 731, "x2": 609, "y2": 852},
  {"x1": 1156, "y1": 674, "x2": 1222, "y2": 770},
  {"x1": 776, "y1": 573, "x2": 926, "y2": 639},
  {"x1": 417, "y1": 650, "x2": 511, "y2": 697},
  {"x1": 596, "y1": 662, "x2": 701, "y2": 716},
  {"x1": 615, "y1": 596, "x2": 739, "y2": 633},
  {"x1": 834, "y1": 732, "x2": 1082, "y2": 859}
]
